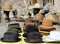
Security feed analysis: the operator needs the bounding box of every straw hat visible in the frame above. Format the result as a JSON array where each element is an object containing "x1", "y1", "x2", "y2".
[
  {"x1": 28, "y1": 3, "x2": 43, "y2": 10},
  {"x1": 39, "y1": 19, "x2": 55, "y2": 29}
]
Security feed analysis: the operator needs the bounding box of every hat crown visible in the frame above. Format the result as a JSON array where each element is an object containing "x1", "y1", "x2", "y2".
[
  {"x1": 34, "y1": 3, "x2": 43, "y2": 8},
  {"x1": 34, "y1": 14, "x2": 44, "y2": 21},
  {"x1": 42, "y1": 19, "x2": 53, "y2": 26}
]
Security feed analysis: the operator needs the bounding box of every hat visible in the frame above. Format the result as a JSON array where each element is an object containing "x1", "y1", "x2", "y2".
[
  {"x1": 24, "y1": 18, "x2": 35, "y2": 26},
  {"x1": 7, "y1": 28, "x2": 20, "y2": 33},
  {"x1": 8, "y1": 23, "x2": 20, "y2": 28},
  {"x1": 34, "y1": 13, "x2": 44, "y2": 21},
  {"x1": 24, "y1": 32, "x2": 43, "y2": 43},
  {"x1": 8, "y1": 23, "x2": 22, "y2": 33},
  {"x1": 39, "y1": 19, "x2": 55, "y2": 29},
  {"x1": 3, "y1": 3, "x2": 12, "y2": 11},
  {"x1": 43, "y1": 30, "x2": 60, "y2": 42},
  {"x1": 1, "y1": 32, "x2": 21, "y2": 42},
  {"x1": 45, "y1": 13, "x2": 59, "y2": 23},
  {"x1": 28, "y1": 3, "x2": 43, "y2": 10},
  {"x1": 24, "y1": 25, "x2": 38, "y2": 33}
]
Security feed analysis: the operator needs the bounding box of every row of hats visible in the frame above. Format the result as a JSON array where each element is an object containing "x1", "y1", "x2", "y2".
[
  {"x1": 23, "y1": 18, "x2": 55, "y2": 43},
  {"x1": 28, "y1": 3, "x2": 59, "y2": 23},
  {"x1": 1, "y1": 23, "x2": 21, "y2": 42}
]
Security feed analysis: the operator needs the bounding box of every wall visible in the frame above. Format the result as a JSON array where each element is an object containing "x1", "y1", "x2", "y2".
[{"x1": 54, "y1": 0, "x2": 60, "y2": 12}]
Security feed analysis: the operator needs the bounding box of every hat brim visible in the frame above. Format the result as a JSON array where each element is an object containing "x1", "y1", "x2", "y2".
[
  {"x1": 39, "y1": 25, "x2": 55, "y2": 29},
  {"x1": 43, "y1": 36, "x2": 58, "y2": 42},
  {"x1": 24, "y1": 39, "x2": 43, "y2": 43},
  {"x1": 28, "y1": 6, "x2": 43, "y2": 10},
  {"x1": 1, "y1": 38, "x2": 21, "y2": 42}
]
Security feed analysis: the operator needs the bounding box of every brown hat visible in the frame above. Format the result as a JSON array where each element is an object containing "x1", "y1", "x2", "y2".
[
  {"x1": 39, "y1": 19, "x2": 55, "y2": 29},
  {"x1": 25, "y1": 18, "x2": 35, "y2": 26},
  {"x1": 34, "y1": 13, "x2": 44, "y2": 21}
]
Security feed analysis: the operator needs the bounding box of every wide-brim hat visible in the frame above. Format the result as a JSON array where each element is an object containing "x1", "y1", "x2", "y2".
[
  {"x1": 28, "y1": 3, "x2": 43, "y2": 10},
  {"x1": 1, "y1": 38, "x2": 20, "y2": 42},
  {"x1": 24, "y1": 38, "x2": 43, "y2": 43},
  {"x1": 43, "y1": 30, "x2": 60, "y2": 42},
  {"x1": 40, "y1": 25, "x2": 55, "y2": 29},
  {"x1": 39, "y1": 19, "x2": 55, "y2": 29},
  {"x1": 1, "y1": 32, "x2": 21, "y2": 42}
]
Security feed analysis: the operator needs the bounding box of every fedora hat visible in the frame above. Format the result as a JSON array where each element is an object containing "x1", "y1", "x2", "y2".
[
  {"x1": 1, "y1": 32, "x2": 21, "y2": 42},
  {"x1": 24, "y1": 25, "x2": 38, "y2": 33},
  {"x1": 24, "y1": 32, "x2": 43, "y2": 43},
  {"x1": 8, "y1": 23, "x2": 22, "y2": 33},
  {"x1": 39, "y1": 19, "x2": 55, "y2": 29},
  {"x1": 38, "y1": 19, "x2": 56, "y2": 36},
  {"x1": 43, "y1": 30, "x2": 60, "y2": 42}
]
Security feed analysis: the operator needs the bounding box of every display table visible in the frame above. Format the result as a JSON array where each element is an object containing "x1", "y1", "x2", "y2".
[
  {"x1": 0, "y1": 22, "x2": 60, "y2": 44},
  {"x1": 0, "y1": 28, "x2": 60, "y2": 44}
]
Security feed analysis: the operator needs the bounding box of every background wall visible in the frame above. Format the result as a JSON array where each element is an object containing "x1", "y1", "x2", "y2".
[{"x1": 54, "y1": 0, "x2": 60, "y2": 12}]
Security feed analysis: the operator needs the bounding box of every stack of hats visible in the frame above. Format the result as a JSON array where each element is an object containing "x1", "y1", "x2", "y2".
[
  {"x1": 38, "y1": 19, "x2": 56, "y2": 36},
  {"x1": 23, "y1": 22, "x2": 43, "y2": 43},
  {"x1": 1, "y1": 23, "x2": 21, "y2": 42},
  {"x1": 24, "y1": 32, "x2": 43, "y2": 43}
]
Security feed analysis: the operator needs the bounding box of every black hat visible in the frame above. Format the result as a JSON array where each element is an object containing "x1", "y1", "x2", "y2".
[
  {"x1": 24, "y1": 32, "x2": 43, "y2": 43},
  {"x1": 8, "y1": 23, "x2": 22, "y2": 33},
  {"x1": 1, "y1": 32, "x2": 21, "y2": 42},
  {"x1": 8, "y1": 23, "x2": 20, "y2": 29}
]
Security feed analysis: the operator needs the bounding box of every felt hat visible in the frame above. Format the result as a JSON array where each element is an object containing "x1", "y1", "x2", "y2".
[
  {"x1": 39, "y1": 19, "x2": 56, "y2": 36},
  {"x1": 1, "y1": 32, "x2": 21, "y2": 42},
  {"x1": 39, "y1": 19, "x2": 55, "y2": 29},
  {"x1": 8, "y1": 23, "x2": 22, "y2": 33},
  {"x1": 24, "y1": 32, "x2": 43, "y2": 43},
  {"x1": 34, "y1": 13, "x2": 44, "y2": 21}
]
